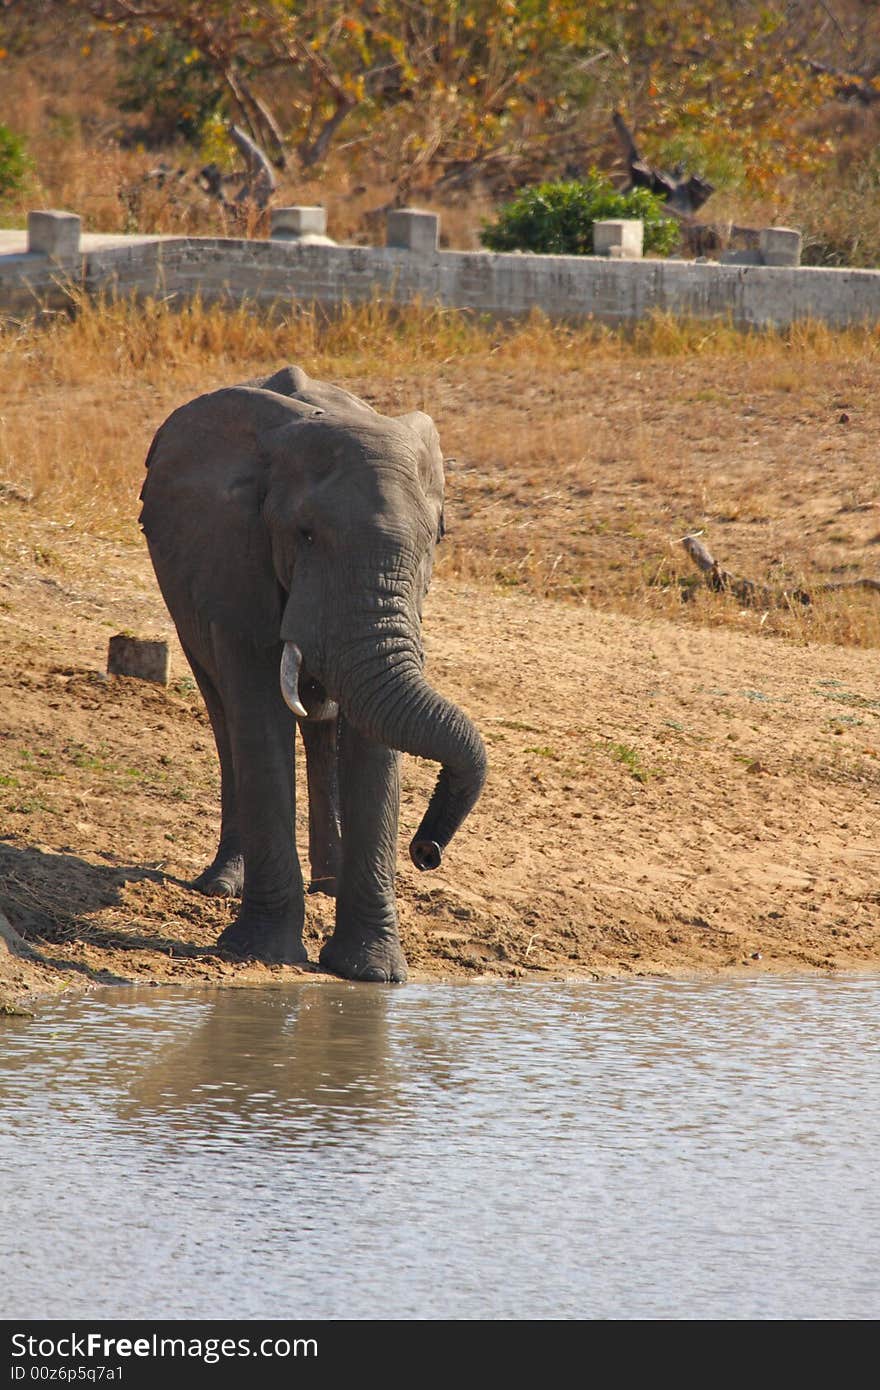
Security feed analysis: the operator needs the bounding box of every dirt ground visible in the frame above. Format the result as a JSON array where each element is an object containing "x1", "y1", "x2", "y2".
[{"x1": 1, "y1": 481, "x2": 879, "y2": 1012}]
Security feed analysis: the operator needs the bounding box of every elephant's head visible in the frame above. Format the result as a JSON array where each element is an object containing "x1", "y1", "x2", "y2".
[{"x1": 140, "y1": 370, "x2": 486, "y2": 872}]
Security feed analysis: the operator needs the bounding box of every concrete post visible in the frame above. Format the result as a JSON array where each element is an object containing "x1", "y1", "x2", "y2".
[
  {"x1": 27, "y1": 211, "x2": 81, "y2": 260},
  {"x1": 759, "y1": 226, "x2": 802, "y2": 268},
  {"x1": 271, "y1": 206, "x2": 327, "y2": 239},
  {"x1": 386, "y1": 208, "x2": 439, "y2": 254},
  {"x1": 593, "y1": 219, "x2": 644, "y2": 259}
]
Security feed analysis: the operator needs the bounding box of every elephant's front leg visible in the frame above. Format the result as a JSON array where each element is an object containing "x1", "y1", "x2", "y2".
[
  {"x1": 214, "y1": 640, "x2": 307, "y2": 966},
  {"x1": 299, "y1": 718, "x2": 341, "y2": 896},
  {"x1": 319, "y1": 716, "x2": 407, "y2": 983}
]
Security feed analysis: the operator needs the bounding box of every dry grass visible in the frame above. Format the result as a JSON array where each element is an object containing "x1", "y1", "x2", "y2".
[{"x1": 1, "y1": 297, "x2": 880, "y2": 649}]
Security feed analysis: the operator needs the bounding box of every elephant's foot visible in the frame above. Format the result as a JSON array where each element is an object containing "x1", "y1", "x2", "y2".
[
  {"x1": 217, "y1": 910, "x2": 307, "y2": 966},
  {"x1": 307, "y1": 873, "x2": 337, "y2": 898},
  {"x1": 192, "y1": 853, "x2": 244, "y2": 899},
  {"x1": 319, "y1": 930, "x2": 408, "y2": 984}
]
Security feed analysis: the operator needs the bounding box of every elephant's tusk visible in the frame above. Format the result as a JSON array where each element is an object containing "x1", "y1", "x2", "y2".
[{"x1": 280, "y1": 643, "x2": 309, "y2": 719}]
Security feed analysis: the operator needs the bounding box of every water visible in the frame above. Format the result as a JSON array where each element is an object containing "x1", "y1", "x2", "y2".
[{"x1": 1, "y1": 977, "x2": 878, "y2": 1320}]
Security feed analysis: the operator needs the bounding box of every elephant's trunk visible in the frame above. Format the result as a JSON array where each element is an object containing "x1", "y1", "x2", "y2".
[{"x1": 281, "y1": 638, "x2": 487, "y2": 869}]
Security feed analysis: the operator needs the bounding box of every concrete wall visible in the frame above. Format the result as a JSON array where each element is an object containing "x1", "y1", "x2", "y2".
[
  {"x1": 3, "y1": 220, "x2": 880, "y2": 330},
  {"x1": 0, "y1": 249, "x2": 82, "y2": 316}
]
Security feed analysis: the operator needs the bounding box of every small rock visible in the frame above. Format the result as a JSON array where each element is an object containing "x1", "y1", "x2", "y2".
[{"x1": 107, "y1": 634, "x2": 170, "y2": 685}]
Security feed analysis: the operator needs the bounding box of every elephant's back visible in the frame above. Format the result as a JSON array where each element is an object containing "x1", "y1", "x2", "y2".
[{"x1": 252, "y1": 365, "x2": 380, "y2": 421}]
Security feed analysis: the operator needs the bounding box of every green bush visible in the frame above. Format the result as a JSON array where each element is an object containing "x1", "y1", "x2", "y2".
[
  {"x1": 480, "y1": 175, "x2": 680, "y2": 257},
  {"x1": 0, "y1": 124, "x2": 32, "y2": 201}
]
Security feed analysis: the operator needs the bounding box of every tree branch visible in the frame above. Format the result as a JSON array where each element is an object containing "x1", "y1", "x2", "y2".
[
  {"x1": 227, "y1": 123, "x2": 277, "y2": 206},
  {"x1": 804, "y1": 57, "x2": 880, "y2": 104},
  {"x1": 613, "y1": 111, "x2": 714, "y2": 215}
]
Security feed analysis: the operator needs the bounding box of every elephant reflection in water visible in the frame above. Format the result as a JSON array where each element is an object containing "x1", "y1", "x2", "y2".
[{"x1": 119, "y1": 987, "x2": 400, "y2": 1135}]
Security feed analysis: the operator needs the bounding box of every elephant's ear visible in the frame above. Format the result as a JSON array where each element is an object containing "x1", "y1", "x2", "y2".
[{"x1": 140, "y1": 387, "x2": 319, "y2": 647}]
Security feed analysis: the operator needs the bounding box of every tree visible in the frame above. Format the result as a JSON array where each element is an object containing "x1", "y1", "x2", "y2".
[
  {"x1": 582, "y1": 1, "x2": 843, "y2": 190},
  {"x1": 74, "y1": 1, "x2": 601, "y2": 177},
  {"x1": 8, "y1": 1, "x2": 879, "y2": 195}
]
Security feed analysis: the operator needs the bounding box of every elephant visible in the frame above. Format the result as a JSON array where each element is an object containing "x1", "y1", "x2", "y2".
[{"x1": 139, "y1": 365, "x2": 487, "y2": 983}]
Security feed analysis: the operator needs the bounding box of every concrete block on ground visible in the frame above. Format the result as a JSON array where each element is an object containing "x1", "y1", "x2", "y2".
[
  {"x1": 386, "y1": 208, "x2": 439, "y2": 254},
  {"x1": 760, "y1": 226, "x2": 802, "y2": 267},
  {"x1": 28, "y1": 210, "x2": 81, "y2": 260},
  {"x1": 271, "y1": 206, "x2": 327, "y2": 238},
  {"x1": 720, "y1": 249, "x2": 764, "y2": 266},
  {"x1": 593, "y1": 219, "x2": 643, "y2": 259},
  {"x1": 107, "y1": 634, "x2": 170, "y2": 685}
]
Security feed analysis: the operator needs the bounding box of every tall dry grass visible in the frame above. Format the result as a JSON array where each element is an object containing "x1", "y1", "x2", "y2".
[{"x1": 1, "y1": 297, "x2": 879, "y2": 648}]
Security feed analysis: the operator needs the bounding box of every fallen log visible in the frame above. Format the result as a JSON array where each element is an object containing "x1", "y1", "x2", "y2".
[
  {"x1": 613, "y1": 111, "x2": 714, "y2": 216},
  {"x1": 681, "y1": 533, "x2": 808, "y2": 607},
  {"x1": 680, "y1": 533, "x2": 880, "y2": 608},
  {"x1": 813, "y1": 577, "x2": 880, "y2": 595}
]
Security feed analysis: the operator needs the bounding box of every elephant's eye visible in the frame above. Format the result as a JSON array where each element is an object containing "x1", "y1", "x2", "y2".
[{"x1": 300, "y1": 528, "x2": 315, "y2": 545}]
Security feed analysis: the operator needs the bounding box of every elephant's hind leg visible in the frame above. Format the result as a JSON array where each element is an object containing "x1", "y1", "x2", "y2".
[
  {"x1": 300, "y1": 718, "x2": 341, "y2": 896},
  {"x1": 183, "y1": 643, "x2": 245, "y2": 899}
]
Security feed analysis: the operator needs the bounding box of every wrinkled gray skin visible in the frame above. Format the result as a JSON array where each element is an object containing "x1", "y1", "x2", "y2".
[{"x1": 140, "y1": 366, "x2": 487, "y2": 982}]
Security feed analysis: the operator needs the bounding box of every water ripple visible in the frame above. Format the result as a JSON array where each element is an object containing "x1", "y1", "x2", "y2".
[{"x1": 1, "y1": 977, "x2": 878, "y2": 1319}]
